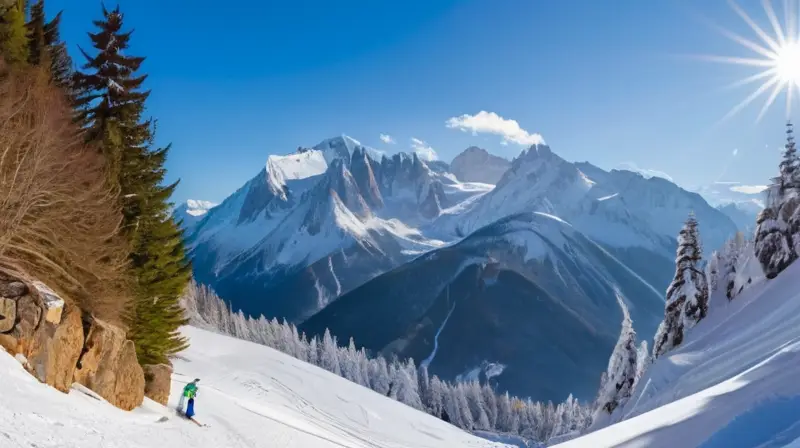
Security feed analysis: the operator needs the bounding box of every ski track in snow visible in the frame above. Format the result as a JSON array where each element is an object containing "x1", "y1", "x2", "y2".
[{"x1": 0, "y1": 326, "x2": 511, "y2": 448}]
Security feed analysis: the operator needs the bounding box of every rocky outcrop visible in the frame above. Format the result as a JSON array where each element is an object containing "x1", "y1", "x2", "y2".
[
  {"x1": 74, "y1": 318, "x2": 145, "y2": 411},
  {"x1": 27, "y1": 305, "x2": 84, "y2": 392},
  {"x1": 143, "y1": 363, "x2": 173, "y2": 406},
  {"x1": 113, "y1": 341, "x2": 146, "y2": 411},
  {"x1": 0, "y1": 271, "x2": 150, "y2": 411}
]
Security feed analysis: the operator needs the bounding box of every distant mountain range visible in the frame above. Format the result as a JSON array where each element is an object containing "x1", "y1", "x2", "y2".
[{"x1": 177, "y1": 136, "x2": 740, "y2": 401}]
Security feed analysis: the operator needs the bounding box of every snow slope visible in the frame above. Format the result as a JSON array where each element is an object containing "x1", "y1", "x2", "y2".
[
  {"x1": 0, "y1": 326, "x2": 510, "y2": 448},
  {"x1": 555, "y1": 260, "x2": 800, "y2": 448}
]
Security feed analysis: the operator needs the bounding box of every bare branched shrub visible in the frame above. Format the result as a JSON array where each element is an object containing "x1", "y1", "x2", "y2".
[{"x1": 0, "y1": 63, "x2": 131, "y2": 322}]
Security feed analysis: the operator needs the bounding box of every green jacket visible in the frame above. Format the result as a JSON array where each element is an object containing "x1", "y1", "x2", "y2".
[{"x1": 183, "y1": 382, "x2": 198, "y2": 398}]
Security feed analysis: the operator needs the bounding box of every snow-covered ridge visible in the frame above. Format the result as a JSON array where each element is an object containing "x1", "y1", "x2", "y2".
[
  {"x1": 557, "y1": 253, "x2": 800, "y2": 447},
  {"x1": 436, "y1": 144, "x2": 737, "y2": 256}
]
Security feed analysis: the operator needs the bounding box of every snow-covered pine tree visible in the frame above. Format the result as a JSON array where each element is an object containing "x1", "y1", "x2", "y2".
[
  {"x1": 707, "y1": 250, "x2": 720, "y2": 294},
  {"x1": 481, "y1": 382, "x2": 499, "y2": 430},
  {"x1": 654, "y1": 213, "x2": 708, "y2": 357},
  {"x1": 320, "y1": 329, "x2": 342, "y2": 375},
  {"x1": 594, "y1": 296, "x2": 638, "y2": 415},
  {"x1": 755, "y1": 122, "x2": 800, "y2": 278},
  {"x1": 465, "y1": 381, "x2": 491, "y2": 430},
  {"x1": 496, "y1": 392, "x2": 518, "y2": 434},
  {"x1": 426, "y1": 374, "x2": 445, "y2": 418},
  {"x1": 635, "y1": 341, "x2": 650, "y2": 384}
]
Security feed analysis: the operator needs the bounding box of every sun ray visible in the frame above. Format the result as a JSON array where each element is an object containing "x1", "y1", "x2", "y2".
[
  {"x1": 688, "y1": 54, "x2": 778, "y2": 67},
  {"x1": 784, "y1": 0, "x2": 794, "y2": 41},
  {"x1": 721, "y1": 75, "x2": 782, "y2": 123},
  {"x1": 728, "y1": 0, "x2": 783, "y2": 53},
  {"x1": 757, "y1": 78, "x2": 786, "y2": 120},
  {"x1": 759, "y1": 0, "x2": 787, "y2": 49},
  {"x1": 722, "y1": 67, "x2": 780, "y2": 90},
  {"x1": 696, "y1": 0, "x2": 800, "y2": 121},
  {"x1": 701, "y1": 14, "x2": 778, "y2": 59}
]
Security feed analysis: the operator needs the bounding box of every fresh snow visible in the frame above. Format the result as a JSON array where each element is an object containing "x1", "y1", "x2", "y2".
[
  {"x1": 555, "y1": 260, "x2": 800, "y2": 448},
  {"x1": 0, "y1": 326, "x2": 510, "y2": 448},
  {"x1": 266, "y1": 150, "x2": 329, "y2": 196}
]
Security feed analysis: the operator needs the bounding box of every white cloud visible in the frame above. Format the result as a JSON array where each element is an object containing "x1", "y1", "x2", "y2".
[
  {"x1": 730, "y1": 185, "x2": 767, "y2": 194},
  {"x1": 732, "y1": 148, "x2": 739, "y2": 156},
  {"x1": 617, "y1": 162, "x2": 675, "y2": 183},
  {"x1": 410, "y1": 137, "x2": 438, "y2": 161},
  {"x1": 445, "y1": 111, "x2": 545, "y2": 146},
  {"x1": 379, "y1": 133, "x2": 396, "y2": 144}
]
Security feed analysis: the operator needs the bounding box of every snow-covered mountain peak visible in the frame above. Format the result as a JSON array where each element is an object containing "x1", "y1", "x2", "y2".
[
  {"x1": 179, "y1": 199, "x2": 217, "y2": 217},
  {"x1": 449, "y1": 146, "x2": 511, "y2": 184},
  {"x1": 172, "y1": 199, "x2": 219, "y2": 234},
  {"x1": 264, "y1": 150, "x2": 328, "y2": 201},
  {"x1": 313, "y1": 134, "x2": 384, "y2": 164}
]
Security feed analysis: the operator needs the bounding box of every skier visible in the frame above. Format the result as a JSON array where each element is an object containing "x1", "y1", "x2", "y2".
[{"x1": 177, "y1": 378, "x2": 200, "y2": 417}]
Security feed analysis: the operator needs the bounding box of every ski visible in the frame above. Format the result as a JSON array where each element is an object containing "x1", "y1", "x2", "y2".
[{"x1": 188, "y1": 417, "x2": 209, "y2": 428}]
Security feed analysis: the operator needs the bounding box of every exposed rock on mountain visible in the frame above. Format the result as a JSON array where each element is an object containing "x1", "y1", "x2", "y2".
[{"x1": 450, "y1": 146, "x2": 510, "y2": 184}]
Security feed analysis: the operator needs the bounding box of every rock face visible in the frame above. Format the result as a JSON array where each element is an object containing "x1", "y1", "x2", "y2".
[
  {"x1": 143, "y1": 363, "x2": 173, "y2": 405},
  {"x1": 450, "y1": 146, "x2": 510, "y2": 184},
  {"x1": 74, "y1": 318, "x2": 145, "y2": 411},
  {"x1": 0, "y1": 271, "x2": 146, "y2": 411},
  {"x1": 32, "y1": 281, "x2": 65, "y2": 325},
  {"x1": 114, "y1": 341, "x2": 146, "y2": 411},
  {"x1": 0, "y1": 297, "x2": 16, "y2": 332},
  {"x1": 27, "y1": 305, "x2": 84, "y2": 393}
]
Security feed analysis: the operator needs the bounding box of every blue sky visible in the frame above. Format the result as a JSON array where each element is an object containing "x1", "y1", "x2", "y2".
[{"x1": 49, "y1": 0, "x2": 796, "y2": 204}]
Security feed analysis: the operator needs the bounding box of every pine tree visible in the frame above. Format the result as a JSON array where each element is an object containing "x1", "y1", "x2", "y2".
[
  {"x1": 25, "y1": 0, "x2": 45, "y2": 65},
  {"x1": 73, "y1": 5, "x2": 190, "y2": 365},
  {"x1": 24, "y1": 1, "x2": 71, "y2": 88},
  {"x1": 0, "y1": 0, "x2": 28, "y2": 66},
  {"x1": 595, "y1": 297, "x2": 638, "y2": 415},
  {"x1": 707, "y1": 250, "x2": 720, "y2": 294},
  {"x1": 320, "y1": 329, "x2": 341, "y2": 375},
  {"x1": 654, "y1": 213, "x2": 708, "y2": 357},
  {"x1": 755, "y1": 122, "x2": 800, "y2": 278}
]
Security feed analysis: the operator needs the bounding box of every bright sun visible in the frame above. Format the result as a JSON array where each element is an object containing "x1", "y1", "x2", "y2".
[
  {"x1": 699, "y1": 0, "x2": 800, "y2": 121},
  {"x1": 776, "y1": 42, "x2": 800, "y2": 84}
]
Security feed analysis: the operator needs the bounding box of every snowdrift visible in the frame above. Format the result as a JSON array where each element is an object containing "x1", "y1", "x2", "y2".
[
  {"x1": 0, "y1": 326, "x2": 510, "y2": 448},
  {"x1": 555, "y1": 261, "x2": 800, "y2": 448}
]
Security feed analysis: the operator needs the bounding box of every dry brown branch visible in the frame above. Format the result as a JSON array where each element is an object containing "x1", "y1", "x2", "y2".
[{"x1": 0, "y1": 63, "x2": 131, "y2": 322}]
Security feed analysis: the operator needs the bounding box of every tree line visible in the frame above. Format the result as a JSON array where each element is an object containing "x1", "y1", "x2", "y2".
[
  {"x1": 181, "y1": 280, "x2": 594, "y2": 443},
  {"x1": 0, "y1": 1, "x2": 189, "y2": 366}
]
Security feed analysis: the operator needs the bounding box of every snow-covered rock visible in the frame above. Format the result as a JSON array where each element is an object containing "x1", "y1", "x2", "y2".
[{"x1": 450, "y1": 146, "x2": 511, "y2": 184}]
